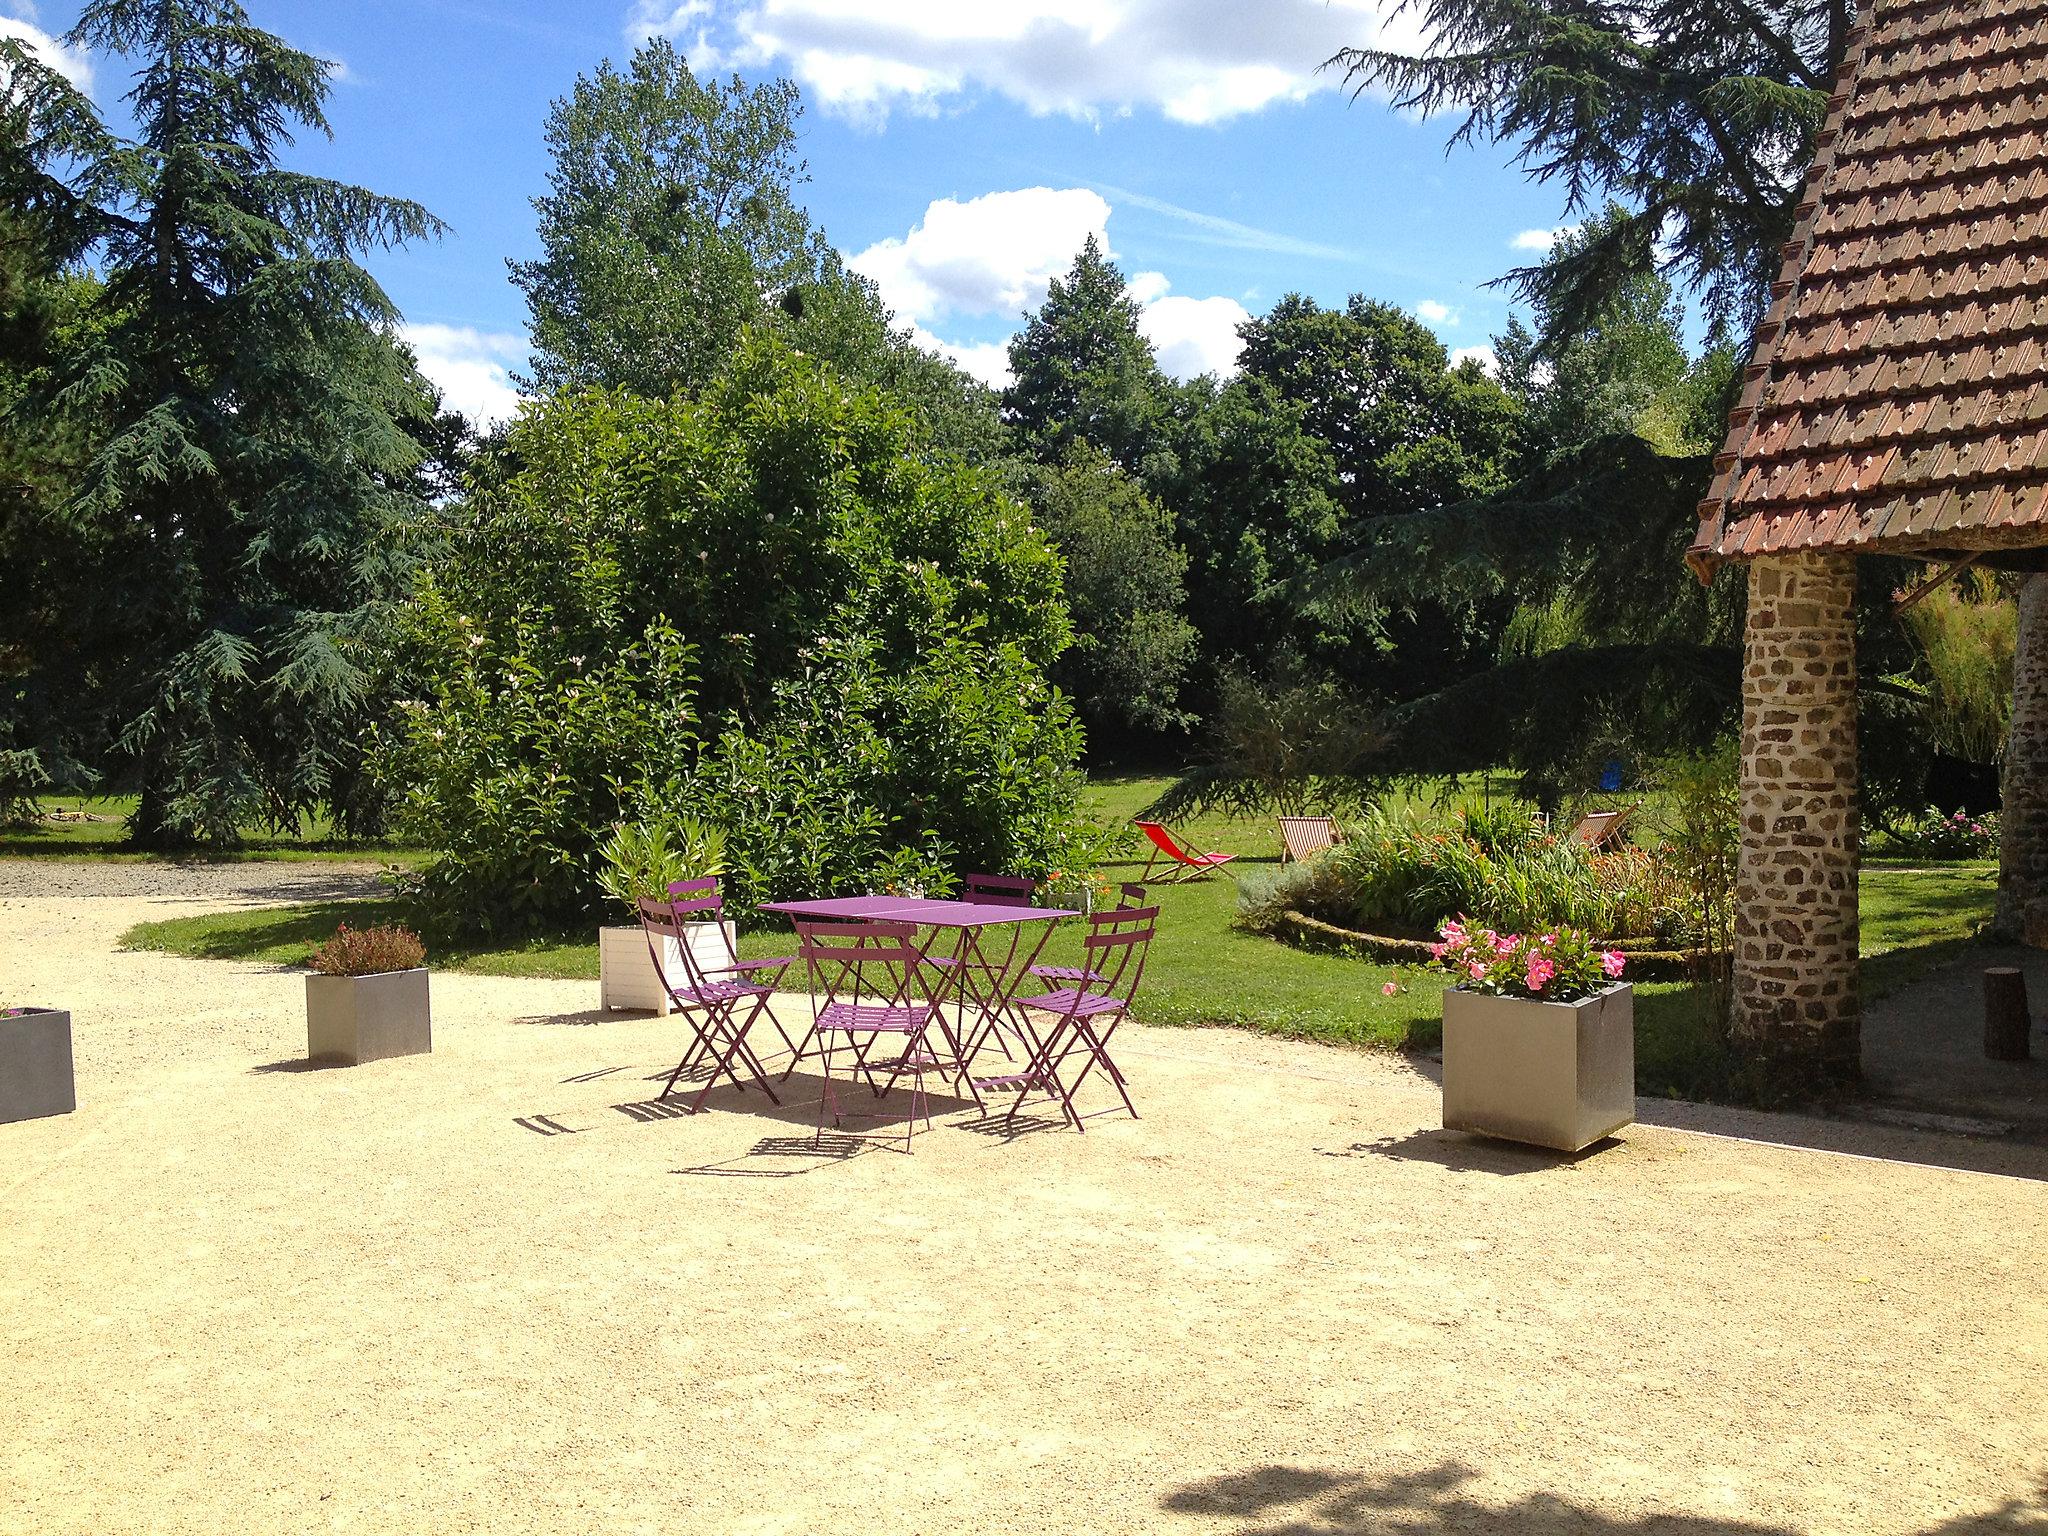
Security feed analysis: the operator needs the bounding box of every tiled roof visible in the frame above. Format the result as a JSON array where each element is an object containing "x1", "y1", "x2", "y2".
[{"x1": 1687, "y1": 0, "x2": 2048, "y2": 576}]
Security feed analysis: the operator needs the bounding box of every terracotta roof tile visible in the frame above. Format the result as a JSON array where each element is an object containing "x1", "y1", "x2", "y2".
[{"x1": 1690, "y1": 0, "x2": 2048, "y2": 574}]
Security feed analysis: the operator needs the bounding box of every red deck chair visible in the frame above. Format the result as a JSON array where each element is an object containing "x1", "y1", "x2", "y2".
[
  {"x1": 1030, "y1": 882, "x2": 1147, "y2": 987},
  {"x1": 638, "y1": 881, "x2": 791, "y2": 1113},
  {"x1": 1133, "y1": 820, "x2": 1236, "y2": 883},
  {"x1": 795, "y1": 920, "x2": 944, "y2": 1153},
  {"x1": 980, "y1": 904, "x2": 1158, "y2": 1132}
]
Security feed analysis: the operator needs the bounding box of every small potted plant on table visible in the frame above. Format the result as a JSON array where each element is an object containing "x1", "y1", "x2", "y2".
[
  {"x1": 1430, "y1": 920, "x2": 1633, "y2": 1152},
  {"x1": 305, "y1": 923, "x2": 432, "y2": 1065},
  {"x1": 2, "y1": 1005, "x2": 76, "y2": 1124},
  {"x1": 596, "y1": 812, "x2": 730, "y2": 1014}
]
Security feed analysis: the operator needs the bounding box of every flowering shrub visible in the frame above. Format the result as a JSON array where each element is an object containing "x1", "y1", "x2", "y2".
[
  {"x1": 309, "y1": 923, "x2": 427, "y2": 977},
  {"x1": 1428, "y1": 919, "x2": 1625, "y2": 1003},
  {"x1": 1882, "y1": 806, "x2": 1998, "y2": 860}
]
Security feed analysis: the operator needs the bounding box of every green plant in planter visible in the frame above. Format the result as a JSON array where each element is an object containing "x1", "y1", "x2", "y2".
[{"x1": 597, "y1": 813, "x2": 728, "y2": 916}]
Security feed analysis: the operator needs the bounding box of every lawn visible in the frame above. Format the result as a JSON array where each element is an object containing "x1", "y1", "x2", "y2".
[
  {"x1": 116, "y1": 775, "x2": 2000, "y2": 1101},
  {"x1": 1, "y1": 794, "x2": 428, "y2": 865}
]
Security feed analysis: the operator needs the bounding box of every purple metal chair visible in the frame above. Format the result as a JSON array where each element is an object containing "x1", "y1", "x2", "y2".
[
  {"x1": 665, "y1": 877, "x2": 805, "y2": 1067},
  {"x1": 637, "y1": 886, "x2": 789, "y2": 1113},
  {"x1": 1030, "y1": 882, "x2": 1147, "y2": 987},
  {"x1": 979, "y1": 904, "x2": 1158, "y2": 1133},
  {"x1": 795, "y1": 920, "x2": 943, "y2": 1153}
]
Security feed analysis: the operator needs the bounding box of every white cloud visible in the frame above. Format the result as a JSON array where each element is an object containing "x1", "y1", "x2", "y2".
[
  {"x1": 1414, "y1": 299, "x2": 1457, "y2": 325},
  {"x1": 629, "y1": 0, "x2": 1408, "y2": 126},
  {"x1": 855, "y1": 190, "x2": 1250, "y2": 387},
  {"x1": 401, "y1": 324, "x2": 526, "y2": 428},
  {"x1": 1449, "y1": 344, "x2": 1497, "y2": 374},
  {"x1": 1136, "y1": 284, "x2": 1248, "y2": 380},
  {"x1": 1511, "y1": 225, "x2": 1576, "y2": 253},
  {"x1": 849, "y1": 187, "x2": 1111, "y2": 326},
  {"x1": 0, "y1": 12, "x2": 93, "y2": 91}
]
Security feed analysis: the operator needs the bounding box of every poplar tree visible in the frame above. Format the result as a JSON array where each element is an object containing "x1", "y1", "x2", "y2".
[{"x1": 1, "y1": 0, "x2": 444, "y2": 845}]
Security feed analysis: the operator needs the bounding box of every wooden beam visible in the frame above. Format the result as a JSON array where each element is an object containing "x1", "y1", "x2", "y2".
[{"x1": 1892, "y1": 551, "x2": 1982, "y2": 616}]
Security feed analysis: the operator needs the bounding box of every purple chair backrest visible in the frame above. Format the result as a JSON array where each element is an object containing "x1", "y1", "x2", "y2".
[
  {"x1": 963, "y1": 872, "x2": 1035, "y2": 907},
  {"x1": 1082, "y1": 904, "x2": 1159, "y2": 1005},
  {"x1": 636, "y1": 877, "x2": 738, "y2": 997},
  {"x1": 794, "y1": 920, "x2": 929, "y2": 1010}
]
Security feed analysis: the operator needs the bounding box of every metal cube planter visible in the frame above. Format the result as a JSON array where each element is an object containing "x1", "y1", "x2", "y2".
[
  {"x1": 1441, "y1": 984, "x2": 1635, "y2": 1152},
  {"x1": 306, "y1": 968, "x2": 432, "y2": 1065},
  {"x1": 1, "y1": 1007, "x2": 76, "y2": 1124}
]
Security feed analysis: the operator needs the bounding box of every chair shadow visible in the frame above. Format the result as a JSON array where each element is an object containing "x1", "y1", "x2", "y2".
[
  {"x1": 1318, "y1": 1127, "x2": 1617, "y2": 1175},
  {"x1": 248, "y1": 1057, "x2": 350, "y2": 1074},
  {"x1": 511, "y1": 1007, "x2": 619, "y2": 1028}
]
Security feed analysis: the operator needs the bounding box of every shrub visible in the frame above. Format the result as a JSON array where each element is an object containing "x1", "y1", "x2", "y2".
[
  {"x1": 380, "y1": 333, "x2": 1085, "y2": 935},
  {"x1": 1882, "y1": 806, "x2": 1999, "y2": 860},
  {"x1": 1239, "y1": 803, "x2": 1688, "y2": 943},
  {"x1": 1147, "y1": 654, "x2": 1379, "y2": 819},
  {"x1": 309, "y1": 923, "x2": 426, "y2": 976}
]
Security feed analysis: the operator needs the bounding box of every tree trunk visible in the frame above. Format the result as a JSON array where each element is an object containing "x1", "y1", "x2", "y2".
[
  {"x1": 1730, "y1": 554, "x2": 1861, "y2": 1092},
  {"x1": 1993, "y1": 573, "x2": 2048, "y2": 941}
]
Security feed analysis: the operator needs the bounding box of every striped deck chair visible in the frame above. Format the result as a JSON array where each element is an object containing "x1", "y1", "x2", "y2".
[{"x1": 1277, "y1": 815, "x2": 1340, "y2": 864}]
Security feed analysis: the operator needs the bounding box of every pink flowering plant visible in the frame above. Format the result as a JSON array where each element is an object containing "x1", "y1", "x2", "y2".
[{"x1": 1428, "y1": 918, "x2": 1626, "y2": 1002}]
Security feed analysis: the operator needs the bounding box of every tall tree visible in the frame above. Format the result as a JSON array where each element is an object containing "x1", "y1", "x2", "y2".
[
  {"x1": 512, "y1": 39, "x2": 817, "y2": 399},
  {"x1": 510, "y1": 41, "x2": 1002, "y2": 460},
  {"x1": 1331, "y1": 0, "x2": 1850, "y2": 341},
  {"x1": 0, "y1": 1, "x2": 444, "y2": 845},
  {"x1": 1018, "y1": 444, "x2": 1198, "y2": 743},
  {"x1": 1004, "y1": 237, "x2": 1169, "y2": 472}
]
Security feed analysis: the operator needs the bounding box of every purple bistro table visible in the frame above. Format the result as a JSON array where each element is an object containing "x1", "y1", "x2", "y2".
[{"x1": 760, "y1": 895, "x2": 1079, "y2": 1106}]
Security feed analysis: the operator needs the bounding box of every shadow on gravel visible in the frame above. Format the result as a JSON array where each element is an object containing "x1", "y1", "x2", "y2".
[{"x1": 1160, "y1": 1459, "x2": 2048, "y2": 1534}]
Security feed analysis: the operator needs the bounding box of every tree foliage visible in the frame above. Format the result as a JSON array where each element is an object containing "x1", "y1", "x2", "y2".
[
  {"x1": 1331, "y1": 0, "x2": 1850, "y2": 341},
  {"x1": 0, "y1": 1, "x2": 445, "y2": 845},
  {"x1": 1004, "y1": 236, "x2": 1169, "y2": 472},
  {"x1": 1018, "y1": 444, "x2": 1198, "y2": 740}
]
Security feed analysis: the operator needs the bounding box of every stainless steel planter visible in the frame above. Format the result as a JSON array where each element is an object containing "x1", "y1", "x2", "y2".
[
  {"x1": 305, "y1": 968, "x2": 432, "y2": 1065},
  {"x1": 1441, "y1": 983, "x2": 1634, "y2": 1152},
  {"x1": 1, "y1": 1007, "x2": 75, "y2": 1124}
]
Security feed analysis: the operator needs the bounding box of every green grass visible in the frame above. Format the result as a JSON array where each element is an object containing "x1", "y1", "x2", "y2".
[
  {"x1": 113, "y1": 778, "x2": 2002, "y2": 1102},
  {"x1": 1, "y1": 794, "x2": 429, "y2": 865}
]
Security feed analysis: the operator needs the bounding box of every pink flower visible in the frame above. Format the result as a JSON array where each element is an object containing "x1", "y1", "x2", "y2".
[
  {"x1": 1467, "y1": 961, "x2": 1487, "y2": 981},
  {"x1": 1492, "y1": 934, "x2": 1516, "y2": 956},
  {"x1": 1382, "y1": 981, "x2": 1400, "y2": 996},
  {"x1": 1602, "y1": 951, "x2": 1626, "y2": 978},
  {"x1": 1427, "y1": 943, "x2": 1446, "y2": 961},
  {"x1": 1540, "y1": 932, "x2": 1558, "y2": 947},
  {"x1": 1524, "y1": 955, "x2": 1556, "y2": 993}
]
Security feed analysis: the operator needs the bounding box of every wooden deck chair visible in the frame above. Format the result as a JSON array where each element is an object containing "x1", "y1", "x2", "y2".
[
  {"x1": 1277, "y1": 815, "x2": 1340, "y2": 864},
  {"x1": 1133, "y1": 821, "x2": 1236, "y2": 884},
  {"x1": 1568, "y1": 806, "x2": 1636, "y2": 850}
]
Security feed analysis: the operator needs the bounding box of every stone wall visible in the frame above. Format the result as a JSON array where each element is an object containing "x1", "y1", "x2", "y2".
[
  {"x1": 1996, "y1": 573, "x2": 2048, "y2": 941},
  {"x1": 1732, "y1": 552, "x2": 1861, "y2": 1084}
]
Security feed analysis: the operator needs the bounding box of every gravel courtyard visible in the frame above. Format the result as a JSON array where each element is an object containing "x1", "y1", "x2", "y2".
[{"x1": 3, "y1": 863, "x2": 2045, "y2": 1535}]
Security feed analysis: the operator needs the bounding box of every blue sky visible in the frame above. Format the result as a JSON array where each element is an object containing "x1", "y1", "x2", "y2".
[{"x1": 6, "y1": 0, "x2": 1580, "y2": 423}]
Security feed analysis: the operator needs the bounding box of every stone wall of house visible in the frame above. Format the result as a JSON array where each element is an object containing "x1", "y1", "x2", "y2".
[
  {"x1": 1732, "y1": 552, "x2": 1861, "y2": 1083},
  {"x1": 1997, "y1": 574, "x2": 2048, "y2": 942}
]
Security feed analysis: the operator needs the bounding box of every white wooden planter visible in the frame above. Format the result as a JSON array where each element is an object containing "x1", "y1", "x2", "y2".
[
  {"x1": 600, "y1": 922, "x2": 737, "y2": 1015},
  {"x1": 1, "y1": 1007, "x2": 75, "y2": 1124},
  {"x1": 1441, "y1": 983, "x2": 1635, "y2": 1152},
  {"x1": 306, "y1": 969, "x2": 432, "y2": 1066}
]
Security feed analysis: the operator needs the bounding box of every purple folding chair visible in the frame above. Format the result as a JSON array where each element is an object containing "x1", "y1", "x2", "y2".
[
  {"x1": 980, "y1": 904, "x2": 1157, "y2": 1133},
  {"x1": 637, "y1": 881, "x2": 790, "y2": 1113},
  {"x1": 1030, "y1": 882, "x2": 1147, "y2": 987},
  {"x1": 666, "y1": 878, "x2": 805, "y2": 1066},
  {"x1": 795, "y1": 920, "x2": 944, "y2": 1153}
]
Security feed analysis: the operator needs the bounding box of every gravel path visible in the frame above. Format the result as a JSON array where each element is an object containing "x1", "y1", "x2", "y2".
[{"x1": 3, "y1": 861, "x2": 2045, "y2": 1535}]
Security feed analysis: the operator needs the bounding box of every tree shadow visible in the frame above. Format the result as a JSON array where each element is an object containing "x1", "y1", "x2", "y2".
[{"x1": 1160, "y1": 1461, "x2": 2048, "y2": 1535}]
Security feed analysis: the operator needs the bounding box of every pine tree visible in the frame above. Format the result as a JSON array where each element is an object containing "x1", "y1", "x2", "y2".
[
  {"x1": 1331, "y1": 0, "x2": 1850, "y2": 341},
  {"x1": 1003, "y1": 237, "x2": 1168, "y2": 471},
  {"x1": 1, "y1": 0, "x2": 445, "y2": 846}
]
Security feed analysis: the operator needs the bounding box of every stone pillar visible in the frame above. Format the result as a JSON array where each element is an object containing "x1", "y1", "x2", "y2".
[
  {"x1": 1994, "y1": 573, "x2": 2048, "y2": 942},
  {"x1": 1732, "y1": 553, "x2": 1861, "y2": 1087}
]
